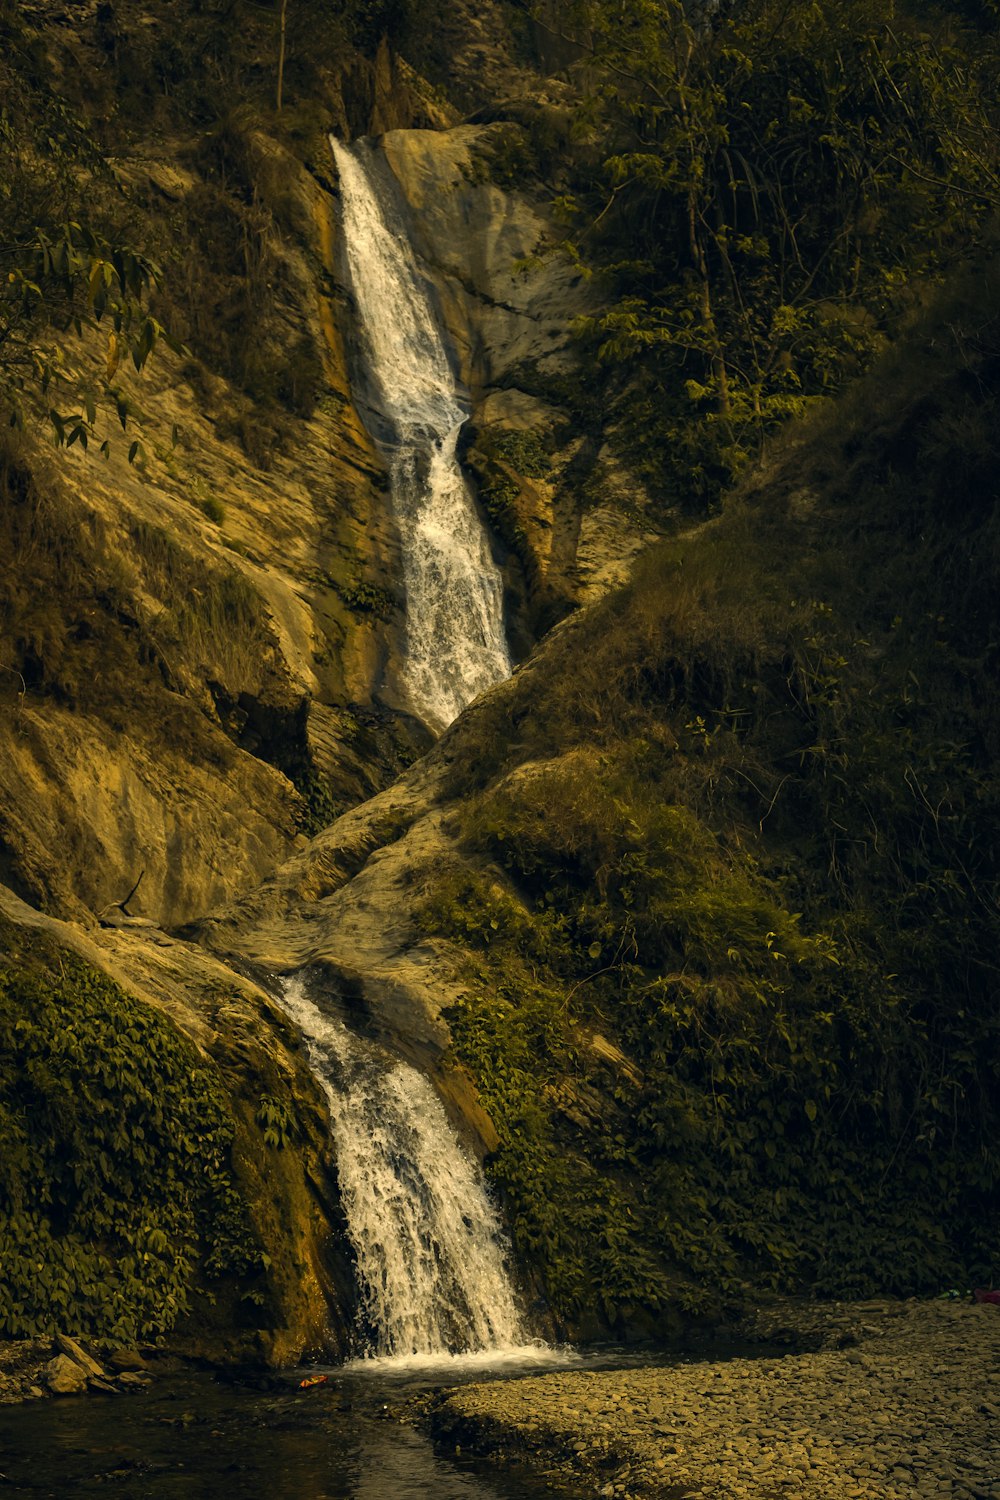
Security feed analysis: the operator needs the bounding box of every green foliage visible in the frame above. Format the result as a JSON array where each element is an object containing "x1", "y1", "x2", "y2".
[
  {"x1": 0, "y1": 10, "x2": 175, "y2": 455},
  {"x1": 294, "y1": 769, "x2": 344, "y2": 837},
  {"x1": 337, "y1": 576, "x2": 400, "y2": 619},
  {"x1": 430, "y1": 739, "x2": 998, "y2": 1314},
  {"x1": 452, "y1": 984, "x2": 673, "y2": 1319},
  {"x1": 470, "y1": 423, "x2": 552, "y2": 556},
  {"x1": 464, "y1": 126, "x2": 542, "y2": 190},
  {"x1": 558, "y1": 0, "x2": 1000, "y2": 510},
  {"x1": 490, "y1": 428, "x2": 550, "y2": 479},
  {"x1": 475, "y1": 465, "x2": 528, "y2": 554},
  {"x1": 256, "y1": 1095, "x2": 296, "y2": 1150},
  {"x1": 423, "y1": 269, "x2": 1000, "y2": 1320},
  {"x1": 197, "y1": 494, "x2": 226, "y2": 525},
  {"x1": 0, "y1": 927, "x2": 268, "y2": 1342}
]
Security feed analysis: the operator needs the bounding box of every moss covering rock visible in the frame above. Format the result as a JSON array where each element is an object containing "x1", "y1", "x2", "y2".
[{"x1": 0, "y1": 920, "x2": 270, "y2": 1344}]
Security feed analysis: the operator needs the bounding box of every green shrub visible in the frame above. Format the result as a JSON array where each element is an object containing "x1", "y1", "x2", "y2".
[
  {"x1": 0, "y1": 928, "x2": 268, "y2": 1342},
  {"x1": 427, "y1": 735, "x2": 998, "y2": 1316},
  {"x1": 424, "y1": 288, "x2": 1000, "y2": 1317},
  {"x1": 491, "y1": 428, "x2": 549, "y2": 479}
]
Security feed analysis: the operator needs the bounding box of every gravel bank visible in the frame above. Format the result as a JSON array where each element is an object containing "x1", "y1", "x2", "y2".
[{"x1": 429, "y1": 1302, "x2": 999, "y2": 1499}]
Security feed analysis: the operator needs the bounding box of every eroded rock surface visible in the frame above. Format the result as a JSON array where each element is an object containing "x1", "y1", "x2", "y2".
[{"x1": 373, "y1": 123, "x2": 664, "y2": 636}]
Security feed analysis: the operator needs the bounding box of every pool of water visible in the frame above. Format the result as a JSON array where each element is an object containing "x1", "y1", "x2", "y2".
[
  {"x1": 0, "y1": 1341, "x2": 778, "y2": 1498},
  {"x1": 0, "y1": 1351, "x2": 588, "y2": 1500}
]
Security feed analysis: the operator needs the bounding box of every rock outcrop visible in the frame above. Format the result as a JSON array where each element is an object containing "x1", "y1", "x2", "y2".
[
  {"x1": 373, "y1": 123, "x2": 663, "y2": 634},
  {"x1": 0, "y1": 883, "x2": 355, "y2": 1365},
  {"x1": 0, "y1": 0, "x2": 668, "y2": 1361}
]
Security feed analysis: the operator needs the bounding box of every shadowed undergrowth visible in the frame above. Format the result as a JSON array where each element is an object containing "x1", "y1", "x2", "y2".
[
  {"x1": 0, "y1": 922, "x2": 271, "y2": 1343},
  {"x1": 418, "y1": 258, "x2": 1000, "y2": 1325}
]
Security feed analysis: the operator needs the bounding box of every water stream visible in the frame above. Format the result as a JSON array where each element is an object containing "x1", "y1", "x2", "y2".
[
  {"x1": 277, "y1": 977, "x2": 544, "y2": 1365},
  {"x1": 331, "y1": 136, "x2": 512, "y2": 732},
  {"x1": 0, "y1": 1366, "x2": 575, "y2": 1500}
]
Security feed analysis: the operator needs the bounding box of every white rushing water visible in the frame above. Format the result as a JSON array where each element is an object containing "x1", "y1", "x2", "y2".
[
  {"x1": 331, "y1": 136, "x2": 512, "y2": 733},
  {"x1": 278, "y1": 976, "x2": 539, "y2": 1364}
]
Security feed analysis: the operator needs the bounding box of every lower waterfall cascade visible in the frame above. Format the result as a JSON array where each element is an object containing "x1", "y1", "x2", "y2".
[
  {"x1": 331, "y1": 135, "x2": 512, "y2": 733},
  {"x1": 278, "y1": 976, "x2": 539, "y2": 1364}
]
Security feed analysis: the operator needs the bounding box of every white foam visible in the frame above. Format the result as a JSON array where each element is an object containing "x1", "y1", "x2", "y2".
[
  {"x1": 278, "y1": 977, "x2": 535, "y2": 1360},
  {"x1": 342, "y1": 1342, "x2": 581, "y2": 1378}
]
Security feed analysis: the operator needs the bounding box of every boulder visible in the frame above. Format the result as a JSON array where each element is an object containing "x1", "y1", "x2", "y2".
[
  {"x1": 44, "y1": 1355, "x2": 88, "y2": 1396},
  {"x1": 106, "y1": 1348, "x2": 148, "y2": 1374},
  {"x1": 55, "y1": 1332, "x2": 106, "y2": 1379}
]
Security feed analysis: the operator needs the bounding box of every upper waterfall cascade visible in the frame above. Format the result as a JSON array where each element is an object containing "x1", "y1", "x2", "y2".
[
  {"x1": 331, "y1": 136, "x2": 512, "y2": 732},
  {"x1": 279, "y1": 976, "x2": 530, "y2": 1361}
]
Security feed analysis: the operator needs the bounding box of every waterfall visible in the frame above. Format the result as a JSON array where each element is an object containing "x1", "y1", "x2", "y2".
[
  {"x1": 331, "y1": 137, "x2": 512, "y2": 733},
  {"x1": 278, "y1": 976, "x2": 531, "y2": 1363}
]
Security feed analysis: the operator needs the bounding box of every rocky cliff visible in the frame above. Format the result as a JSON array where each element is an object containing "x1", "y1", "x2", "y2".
[
  {"x1": 1, "y1": 0, "x2": 997, "y2": 1361},
  {"x1": 0, "y1": 0, "x2": 662, "y2": 1358},
  {"x1": 0, "y1": 3, "x2": 652, "y2": 934}
]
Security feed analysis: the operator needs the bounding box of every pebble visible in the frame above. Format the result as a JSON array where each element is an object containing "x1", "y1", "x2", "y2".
[{"x1": 429, "y1": 1301, "x2": 1000, "y2": 1499}]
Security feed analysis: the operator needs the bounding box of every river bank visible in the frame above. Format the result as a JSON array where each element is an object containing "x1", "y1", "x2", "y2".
[
  {"x1": 0, "y1": 1334, "x2": 156, "y2": 1402},
  {"x1": 427, "y1": 1300, "x2": 1000, "y2": 1500}
]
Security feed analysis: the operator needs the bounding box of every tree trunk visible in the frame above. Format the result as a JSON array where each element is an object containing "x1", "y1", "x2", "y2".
[
  {"x1": 688, "y1": 193, "x2": 730, "y2": 416},
  {"x1": 276, "y1": 0, "x2": 288, "y2": 113}
]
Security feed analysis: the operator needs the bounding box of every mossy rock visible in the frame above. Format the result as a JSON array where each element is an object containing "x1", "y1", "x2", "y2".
[{"x1": 0, "y1": 923, "x2": 269, "y2": 1344}]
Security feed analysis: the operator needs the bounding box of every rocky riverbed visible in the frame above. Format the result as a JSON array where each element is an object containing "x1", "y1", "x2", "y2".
[
  {"x1": 0, "y1": 1334, "x2": 155, "y2": 1402},
  {"x1": 428, "y1": 1301, "x2": 1000, "y2": 1500}
]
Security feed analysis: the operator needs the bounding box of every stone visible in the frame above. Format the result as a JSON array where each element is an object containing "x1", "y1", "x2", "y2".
[
  {"x1": 106, "y1": 1349, "x2": 148, "y2": 1374},
  {"x1": 428, "y1": 1299, "x2": 1000, "y2": 1500},
  {"x1": 54, "y1": 1333, "x2": 105, "y2": 1380},
  {"x1": 44, "y1": 1355, "x2": 88, "y2": 1396}
]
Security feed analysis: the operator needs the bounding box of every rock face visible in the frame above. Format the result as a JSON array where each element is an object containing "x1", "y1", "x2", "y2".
[
  {"x1": 373, "y1": 123, "x2": 663, "y2": 636},
  {"x1": 194, "y1": 749, "x2": 488, "y2": 1145},
  {"x1": 0, "y1": 126, "x2": 414, "y2": 927},
  {"x1": 0, "y1": 884, "x2": 355, "y2": 1366},
  {"x1": 192, "y1": 628, "x2": 609, "y2": 1159},
  {"x1": 380, "y1": 124, "x2": 585, "y2": 391},
  {"x1": 0, "y1": 0, "x2": 667, "y2": 1362},
  {"x1": 53, "y1": 1334, "x2": 105, "y2": 1381},
  {"x1": 1, "y1": 109, "x2": 659, "y2": 935}
]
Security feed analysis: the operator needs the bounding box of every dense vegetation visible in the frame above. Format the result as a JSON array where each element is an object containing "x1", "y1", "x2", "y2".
[
  {"x1": 422, "y1": 257, "x2": 1000, "y2": 1321},
  {"x1": 0, "y1": 2, "x2": 172, "y2": 455},
  {"x1": 0, "y1": 0, "x2": 370, "y2": 458},
  {"x1": 549, "y1": 0, "x2": 1000, "y2": 511},
  {"x1": 1, "y1": 0, "x2": 998, "y2": 1344},
  {"x1": 0, "y1": 923, "x2": 269, "y2": 1342}
]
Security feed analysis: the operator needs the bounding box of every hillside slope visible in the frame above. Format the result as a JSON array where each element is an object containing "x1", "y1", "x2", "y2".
[
  {"x1": 0, "y1": 0, "x2": 997, "y2": 1356},
  {"x1": 205, "y1": 259, "x2": 1000, "y2": 1330}
]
